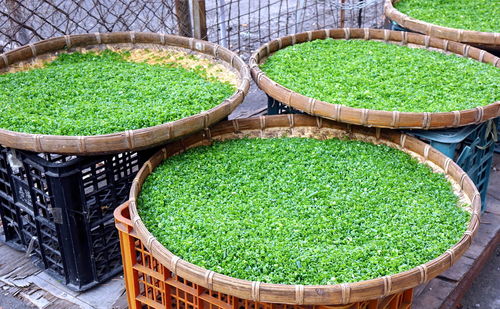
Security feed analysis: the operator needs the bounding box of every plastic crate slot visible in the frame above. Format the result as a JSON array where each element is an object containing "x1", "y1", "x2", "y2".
[
  {"x1": 199, "y1": 292, "x2": 234, "y2": 309},
  {"x1": 0, "y1": 145, "x2": 159, "y2": 291}
]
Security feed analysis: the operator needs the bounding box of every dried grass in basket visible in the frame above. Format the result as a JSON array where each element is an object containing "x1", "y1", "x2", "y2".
[
  {"x1": 250, "y1": 28, "x2": 500, "y2": 130},
  {"x1": 125, "y1": 114, "x2": 481, "y2": 305},
  {"x1": 0, "y1": 32, "x2": 251, "y2": 155}
]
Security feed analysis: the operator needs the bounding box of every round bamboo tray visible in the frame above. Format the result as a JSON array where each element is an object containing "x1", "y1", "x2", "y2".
[
  {"x1": 0, "y1": 32, "x2": 250, "y2": 155},
  {"x1": 126, "y1": 114, "x2": 481, "y2": 306},
  {"x1": 249, "y1": 28, "x2": 500, "y2": 130},
  {"x1": 385, "y1": 0, "x2": 500, "y2": 52}
]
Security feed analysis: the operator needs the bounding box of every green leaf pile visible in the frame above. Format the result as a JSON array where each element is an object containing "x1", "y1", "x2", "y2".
[
  {"x1": 0, "y1": 50, "x2": 235, "y2": 136},
  {"x1": 395, "y1": 0, "x2": 499, "y2": 33},
  {"x1": 260, "y1": 39, "x2": 499, "y2": 113},
  {"x1": 138, "y1": 137, "x2": 470, "y2": 285}
]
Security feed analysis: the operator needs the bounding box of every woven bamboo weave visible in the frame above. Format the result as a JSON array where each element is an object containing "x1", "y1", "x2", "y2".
[
  {"x1": 249, "y1": 28, "x2": 500, "y2": 130},
  {"x1": 385, "y1": 0, "x2": 500, "y2": 52},
  {"x1": 0, "y1": 32, "x2": 250, "y2": 155},
  {"x1": 124, "y1": 114, "x2": 481, "y2": 305}
]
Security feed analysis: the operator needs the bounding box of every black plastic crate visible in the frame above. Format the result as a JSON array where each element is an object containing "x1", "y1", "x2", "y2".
[
  {"x1": 0, "y1": 146, "x2": 158, "y2": 291},
  {"x1": 267, "y1": 96, "x2": 305, "y2": 115}
]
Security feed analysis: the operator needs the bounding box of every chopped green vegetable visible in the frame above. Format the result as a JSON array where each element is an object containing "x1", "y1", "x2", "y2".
[
  {"x1": 395, "y1": 0, "x2": 499, "y2": 33},
  {"x1": 0, "y1": 50, "x2": 235, "y2": 136},
  {"x1": 260, "y1": 39, "x2": 499, "y2": 113},
  {"x1": 138, "y1": 137, "x2": 469, "y2": 285}
]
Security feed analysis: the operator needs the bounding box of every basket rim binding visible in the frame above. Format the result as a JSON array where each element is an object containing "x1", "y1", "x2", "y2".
[
  {"x1": 384, "y1": 0, "x2": 500, "y2": 49},
  {"x1": 0, "y1": 31, "x2": 251, "y2": 155},
  {"x1": 249, "y1": 28, "x2": 500, "y2": 130},
  {"x1": 123, "y1": 114, "x2": 482, "y2": 305}
]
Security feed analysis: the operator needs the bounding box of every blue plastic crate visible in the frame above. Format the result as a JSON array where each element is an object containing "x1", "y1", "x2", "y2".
[
  {"x1": 406, "y1": 118, "x2": 498, "y2": 211},
  {"x1": 390, "y1": 20, "x2": 412, "y2": 32}
]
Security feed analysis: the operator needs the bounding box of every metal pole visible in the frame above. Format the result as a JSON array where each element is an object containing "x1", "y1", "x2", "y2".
[
  {"x1": 6, "y1": 0, "x2": 30, "y2": 47},
  {"x1": 218, "y1": 0, "x2": 228, "y2": 47},
  {"x1": 175, "y1": 0, "x2": 193, "y2": 37},
  {"x1": 358, "y1": 0, "x2": 364, "y2": 27},
  {"x1": 339, "y1": 0, "x2": 346, "y2": 28},
  {"x1": 191, "y1": 0, "x2": 207, "y2": 40}
]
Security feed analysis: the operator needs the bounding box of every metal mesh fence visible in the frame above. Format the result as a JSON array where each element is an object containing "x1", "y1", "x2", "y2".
[
  {"x1": 0, "y1": 0, "x2": 384, "y2": 56},
  {"x1": 0, "y1": 0, "x2": 179, "y2": 53},
  {"x1": 205, "y1": 0, "x2": 384, "y2": 58}
]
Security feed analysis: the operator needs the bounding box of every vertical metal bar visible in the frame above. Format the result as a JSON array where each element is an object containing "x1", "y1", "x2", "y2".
[
  {"x1": 299, "y1": 0, "x2": 308, "y2": 32},
  {"x1": 214, "y1": 0, "x2": 221, "y2": 44},
  {"x1": 191, "y1": 0, "x2": 207, "y2": 40},
  {"x1": 6, "y1": 0, "x2": 30, "y2": 46},
  {"x1": 340, "y1": 0, "x2": 346, "y2": 28},
  {"x1": 294, "y1": 0, "x2": 301, "y2": 34},
  {"x1": 277, "y1": 0, "x2": 283, "y2": 38},
  {"x1": 267, "y1": 0, "x2": 272, "y2": 41},
  {"x1": 257, "y1": 0, "x2": 262, "y2": 44},
  {"x1": 175, "y1": 0, "x2": 193, "y2": 37},
  {"x1": 218, "y1": 0, "x2": 228, "y2": 47},
  {"x1": 227, "y1": 0, "x2": 233, "y2": 49},
  {"x1": 358, "y1": 0, "x2": 364, "y2": 27},
  {"x1": 237, "y1": 0, "x2": 241, "y2": 53}
]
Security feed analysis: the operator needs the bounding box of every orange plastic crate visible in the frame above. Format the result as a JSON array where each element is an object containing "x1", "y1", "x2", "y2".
[{"x1": 115, "y1": 202, "x2": 413, "y2": 309}]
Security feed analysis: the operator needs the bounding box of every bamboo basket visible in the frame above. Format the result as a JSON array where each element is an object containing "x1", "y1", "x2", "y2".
[
  {"x1": 249, "y1": 28, "x2": 500, "y2": 130},
  {"x1": 384, "y1": 0, "x2": 500, "y2": 52},
  {"x1": 115, "y1": 114, "x2": 481, "y2": 308},
  {"x1": 0, "y1": 32, "x2": 250, "y2": 155}
]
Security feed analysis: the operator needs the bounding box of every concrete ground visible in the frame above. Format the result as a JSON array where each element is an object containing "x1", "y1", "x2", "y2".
[
  {"x1": 458, "y1": 155, "x2": 500, "y2": 309},
  {"x1": 460, "y1": 245, "x2": 500, "y2": 309},
  {"x1": 0, "y1": 293, "x2": 34, "y2": 309}
]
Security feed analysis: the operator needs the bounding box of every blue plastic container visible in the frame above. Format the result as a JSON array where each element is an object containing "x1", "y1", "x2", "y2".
[
  {"x1": 406, "y1": 118, "x2": 498, "y2": 211},
  {"x1": 390, "y1": 20, "x2": 412, "y2": 32}
]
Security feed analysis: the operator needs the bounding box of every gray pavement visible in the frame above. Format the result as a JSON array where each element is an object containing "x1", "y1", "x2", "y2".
[
  {"x1": 460, "y1": 245, "x2": 500, "y2": 309},
  {"x1": 0, "y1": 293, "x2": 33, "y2": 309}
]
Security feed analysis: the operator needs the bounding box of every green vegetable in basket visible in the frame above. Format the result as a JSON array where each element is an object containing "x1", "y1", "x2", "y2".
[
  {"x1": 138, "y1": 137, "x2": 470, "y2": 285},
  {"x1": 260, "y1": 39, "x2": 499, "y2": 113},
  {"x1": 0, "y1": 50, "x2": 235, "y2": 136},
  {"x1": 395, "y1": 0, "x2": 499, "y2": 33}
]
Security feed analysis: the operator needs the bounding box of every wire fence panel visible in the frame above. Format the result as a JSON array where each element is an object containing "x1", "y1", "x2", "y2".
[
  {"x1": 0, "y1": 0, "x2": 384, "y2": 56},
  {"x1": 205, "y1": 0, "x2": 385, "y2": 58},
  {"x1": 0, "y1": 0, "x2": 179, "y2": 53}
]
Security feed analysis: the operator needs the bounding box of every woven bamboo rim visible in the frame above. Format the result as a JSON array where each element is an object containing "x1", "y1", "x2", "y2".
[
  {"x1": 126, "y1": 114, "x2": 481, "y2": 305},
  {"x1": 0, "y1": 32, "x2": 250, "y2": 155},
  {"x1": 385, "y1": 0, "x2": 500, "y2": 52},
  {"x1": 249, "y1": 28, "x2": 500, "y2": 130}
]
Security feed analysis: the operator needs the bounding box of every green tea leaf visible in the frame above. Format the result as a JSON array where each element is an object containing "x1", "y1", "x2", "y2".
[
  {"x1": 138, "y1": 138, "x2": 470, "y2": 285},
  {"x1": 395, "y1": 0, "x2": 499, "y2": 33},
  {"x1": 0, "y1": 50, "x2": 235, "y2": 136},
  {"x1": 260, "y1": 39, "x2": 499, "y2": 113}
]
